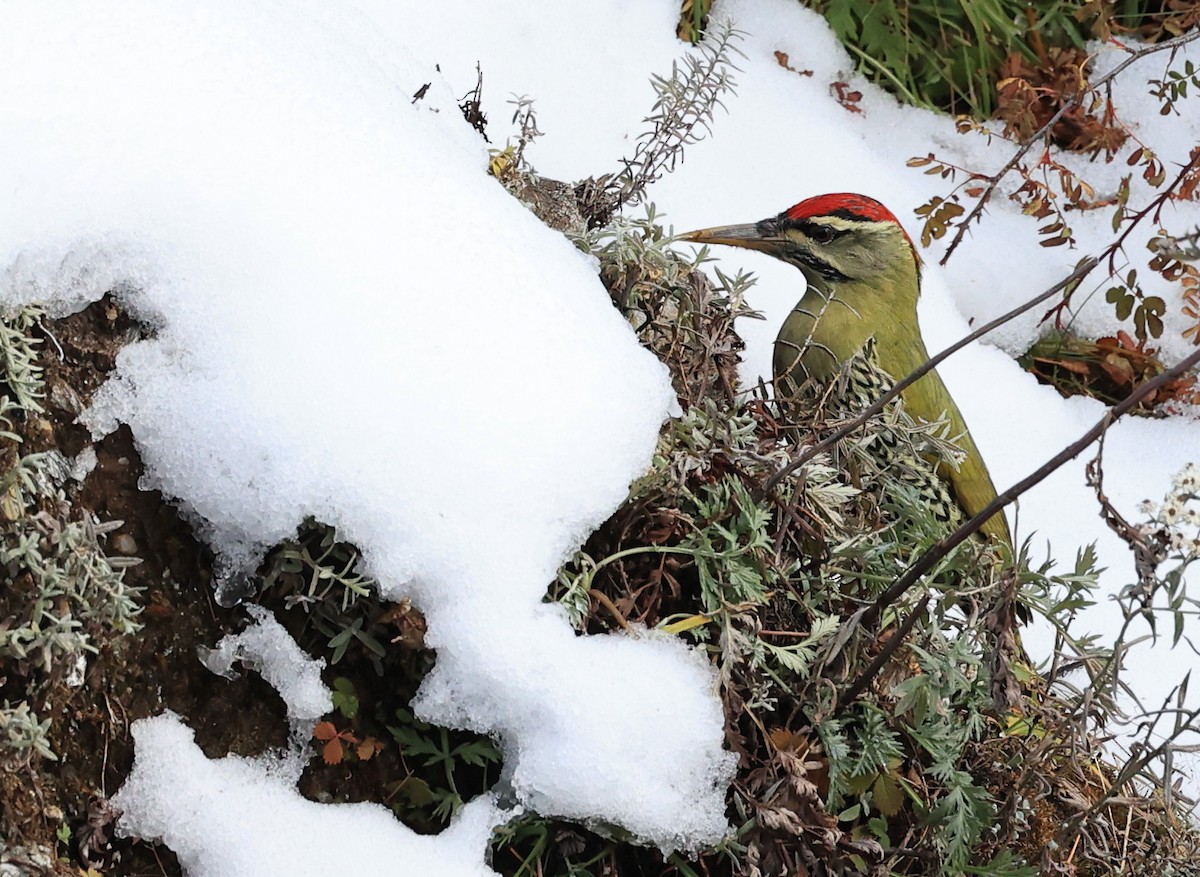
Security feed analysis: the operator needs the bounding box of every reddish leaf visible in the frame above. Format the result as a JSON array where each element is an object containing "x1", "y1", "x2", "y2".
[
  {"x1": 322, "y1": 738, "x2": 344, "y2": 765},
  {"x1": 1099, "y1": 356, "x2": 1135, "y2": 386},
  {"x1": 1035, "y1": 357, "x2": 1090, "y2": 375},
  {"x1": 357, "y1": 737, "x2": 383, "y2": 761}
]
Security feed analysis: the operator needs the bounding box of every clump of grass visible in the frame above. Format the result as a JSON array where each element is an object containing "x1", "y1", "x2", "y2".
[
  {"x1": 807, "y1": 0, "x2": 1089, "y2": 116},
  {"x1": 678, "y1": 1, "x2": 1182, "y2": 121}
]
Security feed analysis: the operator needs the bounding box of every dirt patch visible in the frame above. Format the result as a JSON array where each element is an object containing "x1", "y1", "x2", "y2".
[
  {"x1": 2, "y1": 296, "x2": 470, "y2": 875},
  {"x1": 1, "y1": 298, "x2": 296, "y2": 874}
]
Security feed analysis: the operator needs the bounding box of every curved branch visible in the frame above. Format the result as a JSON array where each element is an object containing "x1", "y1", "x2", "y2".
[{"x1": 833, "y1": 345, "x2": 1200, "y2": 710}]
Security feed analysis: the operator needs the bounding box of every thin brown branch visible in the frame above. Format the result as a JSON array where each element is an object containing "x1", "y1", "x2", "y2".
[
  {"x1": 1115, "y1": 148, "x2": 1200, "y2": 269},
  {"x1": 837, "y1": 599, "x2": 927, "y2": 712},
  {"x1": 939, "y1": 28, "x2": 1200, "y2": 266},
  {"x1": 838, "y1": 344, "x2": 1200, "y2": 705},
  {"x1": 1040, "y1": 147, "x2": 1200, "y2": 329},
  {"x1": 1086, "y1": 438, "x2": 1163, "y2": 595}
]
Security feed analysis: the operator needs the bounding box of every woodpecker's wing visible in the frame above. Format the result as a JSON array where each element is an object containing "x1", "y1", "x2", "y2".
[{"x1": 906, "y1": 367, "x2": 1012, "y2": 547}]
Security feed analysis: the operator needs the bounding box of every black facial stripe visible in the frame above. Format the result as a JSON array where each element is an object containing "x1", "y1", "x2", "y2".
[
  {"x1": 791, "y1": 219, "x2": 842, "y2": 240},
  {"x1": 792, "y1": 251, "x2": 850, "y2": 282},
  {"x1": 773, "y1": 213, "x2": 847, "y2": 243},
  {"x1": 757, "y1": 212, "x2": 850, "y2": 281}
]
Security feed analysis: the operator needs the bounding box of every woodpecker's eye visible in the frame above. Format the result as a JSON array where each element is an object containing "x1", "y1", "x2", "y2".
[{"x1": 809, "y1": 225, "x2": 836, "y2": 244}]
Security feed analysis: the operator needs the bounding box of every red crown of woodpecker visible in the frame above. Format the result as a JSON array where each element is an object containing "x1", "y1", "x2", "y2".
[
  {"x1": 784, "y1": 193, "x2": 900, "y2": 225},
  {"x1": 785, "y1": 192, "x2": 921, "y2": 270}
]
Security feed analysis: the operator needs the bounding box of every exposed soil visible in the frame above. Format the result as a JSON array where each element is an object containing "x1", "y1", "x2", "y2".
[
  {"x1": 2, "y1": 299, "x2": 292, "y2": 875},
  {"x1": 2, "y1": 296, "x2": 486, "y2": 876}
]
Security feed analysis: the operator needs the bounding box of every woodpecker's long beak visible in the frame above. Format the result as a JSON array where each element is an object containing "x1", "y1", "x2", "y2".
[{"x1": 680, "y1": 221, "x2": 785, "y2": 254}]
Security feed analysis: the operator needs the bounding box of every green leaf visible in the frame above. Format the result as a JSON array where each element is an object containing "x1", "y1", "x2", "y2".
[
  {"x1": 390, "y1": 775, "x2": 435, "y2": 808},
  {"x1": 1107, "y1": 286, "x2": 1133, "y2": 320},
  {"x1": 872, "y1": 772, "x2": 904, "y2": 817},
  {"x1": 331, "y1": 677, "x2": 359, "y2": 719}
]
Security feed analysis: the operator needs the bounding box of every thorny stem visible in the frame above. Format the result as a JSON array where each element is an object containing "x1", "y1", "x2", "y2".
[
  {"x1": 939, "y1": 27, "x2": 1200, "y2": 266},
  {"x1": 840, "y1": 343, "x2": 1200, "y2": 704},
  {"x1": 764, "y1": 257, "x2": 1099, "y2": 493}
]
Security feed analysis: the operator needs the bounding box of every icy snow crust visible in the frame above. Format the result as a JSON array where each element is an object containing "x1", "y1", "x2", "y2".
[
  {"x1": 198, "y1": 605, "x2": 333, "y2": 729},
  {"x1": 114, "y1": 713, "x2": 503, "y2": 877},
  {"x1": 0, "y1": 0, "x2": 735, "y2": 868}
]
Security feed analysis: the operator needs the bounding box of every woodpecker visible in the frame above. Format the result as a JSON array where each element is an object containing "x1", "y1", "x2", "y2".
[{"x1": 682, "y1": 193, "x2": 1011, "y2": 548}]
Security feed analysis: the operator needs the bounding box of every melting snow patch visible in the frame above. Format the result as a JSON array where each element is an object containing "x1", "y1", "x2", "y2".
[
  {"x1": 198, "y1": 605, "x2": 332, "y2": 730},
  {"x1": 111, "y1": 713, "x2": 504, "y2": 877}
]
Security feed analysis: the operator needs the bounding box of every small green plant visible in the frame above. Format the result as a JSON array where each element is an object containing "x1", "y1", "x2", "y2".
[
  {"x1": 0, "y1": 702, "x2": 56, "y2": 764},
  {"x1": 1149, "y1": 57, "x2": 1200, "y2": 115},
  {"x1": 387, "y1": 706, "x2": 502, "y2": 824},
  {"x1": 0, "y1": 306, "x2": 46, "y2": 413},
  {"x1": 574, "y1": 20, "x2": 743, "y2": 227},
  {"x1": 1105, "y1": 268, "x2": 1166, "y2": 341},
  {"x1": 259, "y1": 518, "x2": 390, "y2": 667},
  {"x1": 1, "y1": 510, "x2": 142, "y2": 672},
  {"x1": 330, "y1": 676, "x2": 359, "y2": 720}
]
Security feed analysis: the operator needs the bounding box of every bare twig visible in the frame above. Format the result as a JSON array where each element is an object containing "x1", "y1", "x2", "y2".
[
  {"x1": 837, "y1": 599, "x2": 927, "y2": 712},
  {"x1": 1043, "y1": 147, "x2": 1200, "y2": 328},
  {"x1": 1086, "y1": 438, "x2": 1164, "y2": 595},
  {"x1": 1108, "y1": 147, "x2": 1200, "y2": 275}
]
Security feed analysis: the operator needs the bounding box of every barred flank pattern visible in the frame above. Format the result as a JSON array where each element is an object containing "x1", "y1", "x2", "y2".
[{"x1": 796, "y1": 339, "x2": 965, "y2": 533}]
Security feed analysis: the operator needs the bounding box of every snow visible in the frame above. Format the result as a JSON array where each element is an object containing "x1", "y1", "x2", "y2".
[
  {"x1": 112, "y1": 713, "x2": 502, "y2": 877},
  {"x1": 0, "y1": 0, "x2": 1198, "y2": 870},
  {"x1": 0, "y1": 0, "x2": 731, "y2": 869},
  {"x1": 198, "y1": 605, "x2": 333, "y2": 731}
]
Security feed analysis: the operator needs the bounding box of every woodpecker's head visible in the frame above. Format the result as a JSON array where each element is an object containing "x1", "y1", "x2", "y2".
[{"x1": 681, "y1": 193, "x2": 920, "y2": 289}]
